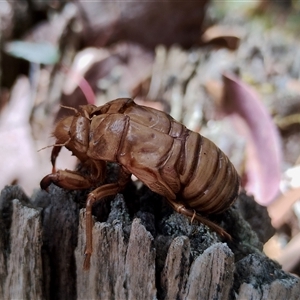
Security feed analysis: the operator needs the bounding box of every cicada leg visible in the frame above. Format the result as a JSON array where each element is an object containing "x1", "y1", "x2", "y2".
[
  {"x1": 83, "y1": 167, "x2": 131, "y2": 270},
  {"x1": 40, "y1": 169, "x2": 93, "y2": 191},
  {"x1": 167, "y1": 200, "x2": 231, "y2": 240}
]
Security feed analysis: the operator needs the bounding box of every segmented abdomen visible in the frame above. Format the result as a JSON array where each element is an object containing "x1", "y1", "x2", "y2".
[{"x1": 179, "y1": 131, "x2": 240, "y2": 214}]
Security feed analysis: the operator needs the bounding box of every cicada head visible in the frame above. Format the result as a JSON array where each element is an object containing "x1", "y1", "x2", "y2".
[{"x1": 51, "y1": 111, "x2": 91, "y2": 169}]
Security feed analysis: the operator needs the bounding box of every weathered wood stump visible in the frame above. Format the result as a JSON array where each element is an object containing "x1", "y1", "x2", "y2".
[{"x1": 0, "y1": 184, "x2": 299, "y2": 300}]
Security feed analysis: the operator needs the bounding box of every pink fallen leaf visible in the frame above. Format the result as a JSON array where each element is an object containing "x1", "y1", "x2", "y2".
[
  {"x1": 63, "y1": 48, "x2": 110, "y2": 98},
  {"x1": 57, "y1": 43, "x2": 153, "y2": 120},
  {"x1": 222, "y1": 72, "x2": 282, "y2": 205}
]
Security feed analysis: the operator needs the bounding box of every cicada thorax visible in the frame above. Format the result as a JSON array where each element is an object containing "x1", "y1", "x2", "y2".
[
  {"x1": 84, "y1": 98, "x2": 133, "y2": 117},
  {"x1": 179, "y1": 131, "x2": 240, "y2": 214}
]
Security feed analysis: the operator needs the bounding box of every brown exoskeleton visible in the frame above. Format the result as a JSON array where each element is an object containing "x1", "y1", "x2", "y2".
[{"x1": 40, "y1": 98, "x2": 240, "y2": 270}]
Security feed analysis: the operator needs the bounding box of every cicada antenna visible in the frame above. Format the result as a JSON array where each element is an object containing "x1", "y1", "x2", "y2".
[
  {"x1": 37, "y1": 138, "x2": 71, "y2": 152},
  {"x1": 60, "y1": 105, "x2": 78, "y2": 114}
]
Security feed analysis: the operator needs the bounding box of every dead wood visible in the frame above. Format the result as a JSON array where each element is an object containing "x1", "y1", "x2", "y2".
[{"x1": 0, "y1": 185, "x2": 300, "y2": 300}]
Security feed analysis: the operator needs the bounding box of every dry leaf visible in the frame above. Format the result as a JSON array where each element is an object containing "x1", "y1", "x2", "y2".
[
  {"x1": 268, "y1": 165, "x2": 300, "y2": 228},
  {"x1": 201, "y1": 25, "x2": 244, "y2": 50},
  {"x1": 0, "y1": 77, "x2": 38, "y2": 194},
  {"x1": 276, "y1": 232, "x2": 300, "y2": 272},
  {"x1": 268, "y1": 187, "x2": 300, "y2": 228}
]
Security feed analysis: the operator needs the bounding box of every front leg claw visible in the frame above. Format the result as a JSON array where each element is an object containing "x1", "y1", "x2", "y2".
[
  {"x1": 40, "y1": 173, "x2": 59, "y2": 192},
  {"x1": 40, "y1": 169, "x2": 93, "y2": 192}
]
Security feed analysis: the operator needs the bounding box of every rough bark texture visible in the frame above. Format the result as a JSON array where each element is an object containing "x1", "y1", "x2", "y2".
[{"x1": 0, "y1": 184, "x2": 300, "y2": 300}]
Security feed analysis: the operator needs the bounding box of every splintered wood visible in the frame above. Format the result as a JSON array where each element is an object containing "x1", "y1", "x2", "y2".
[
  {"x1": 2, "y1": 200, "x2": 43, "y2": 300},
  {"x1": 1, "y1": 186, "x2": 300, "y2": 300}
]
